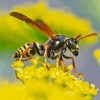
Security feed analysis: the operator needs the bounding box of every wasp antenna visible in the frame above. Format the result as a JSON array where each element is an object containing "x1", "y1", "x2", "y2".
[
  {"x1": 77, "y1": 33, "x2": 97, "y2": 41},
  {"x1": 75, "y1": 34, "x2": 82, "y2": 40}
]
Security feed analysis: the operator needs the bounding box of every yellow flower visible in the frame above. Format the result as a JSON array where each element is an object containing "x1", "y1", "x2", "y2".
[
  {"x1": 6, "y1": 58, "x2": 98, "y2": 100},
  {"x1": 0, "y1": 2, "x2": 98, "y2": 100}
]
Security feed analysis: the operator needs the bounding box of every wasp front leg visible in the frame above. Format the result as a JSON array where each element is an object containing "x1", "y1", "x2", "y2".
[{"x1": 62, "y1": 54, "x2": 83, "y2": 77}]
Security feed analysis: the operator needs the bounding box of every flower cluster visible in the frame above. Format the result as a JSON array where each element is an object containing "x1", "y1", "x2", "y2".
[{"x1": 9, "y1": 57, "x2": 99, "y2": 100}]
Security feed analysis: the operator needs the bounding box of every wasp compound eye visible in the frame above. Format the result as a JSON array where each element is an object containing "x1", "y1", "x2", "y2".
[
  {"x1": 73, "y1": 51, "x2": 79, "y2": 56},
  {"x1": 68, "y1": 38, "x2": 76, "y2": 49}
]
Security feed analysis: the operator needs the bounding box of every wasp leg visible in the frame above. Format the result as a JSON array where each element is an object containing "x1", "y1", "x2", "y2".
[
  {"x1": 51, "y1": 54, "x2": 59, "y2": 67},
  {"x1": 51, "y1": 55, "x2": 58, "y2": 68},
  {"x1": 19, "y1": 55, "x2": 23, "y2": 61},
  {"x1": 56, "y1": 54, "x2": 61, "y2": 68},
  {"x1": 62, "y1": 55, "x2": 83, "y2": 77},
  {"x1": 45, "y1": 54, "x2": 59, "y2": 70},
  {"x1": 51, "y1": 52, "x2": 58, "y2": 60},
  {"x1": 43, "y1": 45, "x2": 50, "y2": 70},
  {"x1": 21, "y1": 57, "x2": 33, "y2": 61},
  {"x1": 44, "y1": 45, "x2": 50, "y2": 57},
  {"x1": 57, "y1": 55, "x2": 68, "y2": 72},
  {"x1": 45, "y1": 58, "x2": 50, "y2": 70},
  {"x1": 16, "y1": 57, "x2": 32, "y2": 61}
]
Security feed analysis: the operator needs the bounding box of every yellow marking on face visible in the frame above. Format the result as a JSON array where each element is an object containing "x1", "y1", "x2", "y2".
[
  {"x1": 76, "y1": 45, "x2": 79, "y2": 49},
  {"x1": 71, "y1": 49, "x2": 75, "y2": 52}
]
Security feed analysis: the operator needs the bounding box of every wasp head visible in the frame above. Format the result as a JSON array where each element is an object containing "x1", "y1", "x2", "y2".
[
  {"x1": 66, "y1": 33, "x2": 97, "y2": 56},
  {"x1": 67, "y1": 38, "x2": 79, "y2": 56}
]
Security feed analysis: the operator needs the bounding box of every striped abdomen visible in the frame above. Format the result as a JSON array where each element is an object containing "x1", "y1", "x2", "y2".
[{"x1": 13, "y1": 42, "x2": 45, "y2": 60}]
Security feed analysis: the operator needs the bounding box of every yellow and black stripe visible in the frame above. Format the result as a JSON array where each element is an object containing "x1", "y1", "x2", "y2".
[
  {"x1": 13, "y1": 42, "x2": 45, "y2": 59},
  {"x1": 14, "y1": 43, "x2": 34, "y2": 58}
]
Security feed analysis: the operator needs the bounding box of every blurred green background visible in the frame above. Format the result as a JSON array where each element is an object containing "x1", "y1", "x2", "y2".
[{"x1": 0, "y1": 0, "x2": 100, "y2": 100}]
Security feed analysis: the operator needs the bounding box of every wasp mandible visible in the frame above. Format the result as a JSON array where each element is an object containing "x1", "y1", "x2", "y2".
[{"x1": 10, "y1": 12, "x2": 97, "y2": 76}]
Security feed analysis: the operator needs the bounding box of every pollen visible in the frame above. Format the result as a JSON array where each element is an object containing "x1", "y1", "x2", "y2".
[
  {"x1": 68, "y1": 65, "x2": 73, "y2": 71},
  {"x1": 12, "y1": 60, "x2": 24, "y2": 69}
]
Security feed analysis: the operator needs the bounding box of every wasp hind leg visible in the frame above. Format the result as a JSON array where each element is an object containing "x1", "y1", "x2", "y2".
[
  {"x1": 15, "y1": 55, "x2": 23, "y2": 61},
  {"x1": 17, "y1": 52, "x2": 32, "y2": 61},
  {"x1": 19, "y1": 55, "x2": 23, "y2": 61}
]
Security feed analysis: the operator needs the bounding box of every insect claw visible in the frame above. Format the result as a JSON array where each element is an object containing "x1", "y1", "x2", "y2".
[
  {"x1": 74, "y1": 72, "x2": 84, "y2": 79},
  {"x1": 78, "y1": 73, "x2": 84, "y2": 80}
]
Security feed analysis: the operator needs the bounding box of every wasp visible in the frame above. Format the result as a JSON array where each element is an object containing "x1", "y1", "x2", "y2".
[{"x1": 10, "y1": 12, "x2": 97, "y2": 76}]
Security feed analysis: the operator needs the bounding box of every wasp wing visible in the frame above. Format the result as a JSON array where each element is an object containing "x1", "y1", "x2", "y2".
[{"x1": 10, "y1": 12, "x2": 56, "y2": 38}]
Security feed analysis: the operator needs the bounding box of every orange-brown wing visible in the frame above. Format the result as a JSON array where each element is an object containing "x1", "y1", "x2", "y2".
[{"x1": 10, "y1": 12, "x2": 56, "y2": 38}]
